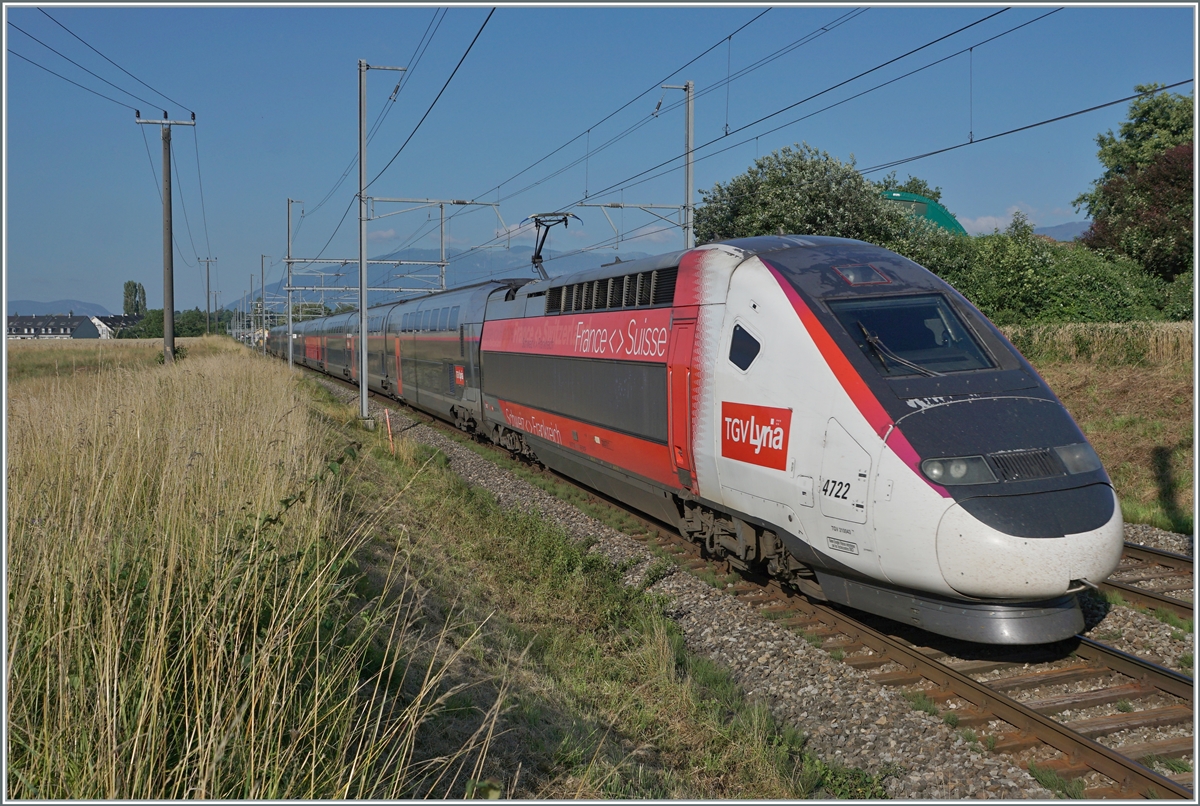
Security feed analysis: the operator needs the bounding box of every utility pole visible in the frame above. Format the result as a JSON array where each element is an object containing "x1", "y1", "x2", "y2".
[
  {"x1": 662, "y1": 81, "x2": 694, "y2": 249},
  {"x1": 261, "y1": 255, "x2": 269, "y2": 357},
  {"x1": 249, "y1": 274, "x2": 255, "y2": 349},
  {"x1": 356, "y1": 61, "x2": 404, "y2": 430},
  {"x1": 200, "y1": 258, "x2": 216, "y2": 334},
  {"x1": 137, "y1": 112, "x2": 195, "y2": 363},
  {"x1": 287, "y1": 199, "x2": 303, "y2": 369}
]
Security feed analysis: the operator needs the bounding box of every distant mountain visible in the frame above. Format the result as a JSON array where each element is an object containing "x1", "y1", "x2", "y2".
[
  {"x1": 227, "y1": 245, "x2": 656, "y2": 312},
  {"x1": 1034, "y1": 221, "x2": 1090, "y2": 242},
  {"x1": 7, "y1": 299, "x2": 112, "y2": 316}
]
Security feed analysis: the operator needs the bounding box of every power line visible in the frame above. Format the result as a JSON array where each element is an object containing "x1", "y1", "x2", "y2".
[
  {"x1": 445, "y1": 8, "x2": 1013, "y2": 267},
  {"x1": 8, "y1": 20, "x2": 163, "y2": 111},
  {"x1": 191, "y1": 126, "x2": 212, "y2": 258},
  {"x1": 859, "y1": 79, "x2": 1196, "y2": 175},
  {"x1": 368, "y1": 8, "x2": 782, "y2": 270},
  {"x1": 139, "y1": 124, "x2": 195, "y2": 269},
  {"x1": 171, "y1": 143, "x2": 201, "y2": 262},
  {"x1": 38, "y1": 8, "x2": 192, "y2": 114},
  {"x1": 612, "y1": 9, "x2": 1066, "y2": 197},
  {"x1": 8, "y1": 47, "x2": 136, "y2": 110},
  {"x1": 581, "y1": 8, "x2": 1013, "y2": 204},
  {"x1": 366, "y1": 7, "x2": 495, "y2": 189},
  {"x1": 296, "y1": 7, "x2": 446, "y2": 238}
]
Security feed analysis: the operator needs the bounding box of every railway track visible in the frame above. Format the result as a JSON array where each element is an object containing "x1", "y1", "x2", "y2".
[
  {"x1": 314, "y1": 372, "x2": 1194, "y2": 799},
  {"x1": 1102, "y1": 544, "x2": 1193, "y2": 621}
]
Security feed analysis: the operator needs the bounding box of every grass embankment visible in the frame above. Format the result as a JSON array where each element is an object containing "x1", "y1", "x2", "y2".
[
  {"x1": 1003, "y1": 322, "x2": 1194, "y2": 535},
  {"x1": 308, "y1": 377, "x2": 889, "y2": 798},
  {"x1": 5, "y1": 334, "x2": 239, "y2": 383},
  {"x1": 6, "y1": 346, "x2": 504, "y2": 798},
  {"x1": 7, "y1": 341, "x2": 888, "y2": 799}
]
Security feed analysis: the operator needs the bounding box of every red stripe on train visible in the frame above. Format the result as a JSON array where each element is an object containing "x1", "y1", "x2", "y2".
[
  {"x1": 495, "y1": 399, "x2": 680, "y2": 489},
  {"x1": 764, "y1": 261, "x2": 950, "y2": 498}
]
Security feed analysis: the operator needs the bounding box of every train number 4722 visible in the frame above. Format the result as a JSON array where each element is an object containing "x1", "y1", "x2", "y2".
[{"x1": 821, "y1": 479, "x2": 850, "y2": 500}]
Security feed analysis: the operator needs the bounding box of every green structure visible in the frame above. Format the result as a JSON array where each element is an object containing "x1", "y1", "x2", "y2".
[{"x1": 880, "y1": 191, "x2": 967, "y2": 235}]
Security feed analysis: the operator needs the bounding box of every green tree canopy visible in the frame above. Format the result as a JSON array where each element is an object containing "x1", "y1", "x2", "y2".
[
  {"x1": 123, "y1": 280, "x2": 148, "y2": 317},
  {"x1": 1074, "y1": 84, "x2": 1194, "y2": 218},
  {"x1": 875, "y1": 171, "x2": 943, "y2": 203},
  {"x1": 695, "y1": 143, "x2": 935, "y2": 245}
]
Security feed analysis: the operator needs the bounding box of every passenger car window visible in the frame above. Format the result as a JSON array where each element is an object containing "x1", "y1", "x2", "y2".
[
  {"x1": 729, "y1": 324, "x2": 761, "y2": 371},
  {"x1": 438, "y1": 307, "x2": 450, "y2": 331}
]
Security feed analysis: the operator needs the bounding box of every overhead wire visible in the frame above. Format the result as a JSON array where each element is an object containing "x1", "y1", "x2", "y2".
[
  {"x1": 607, "y1": 9, "x2": 1066, "y2": 196},
  {"x1": 294, "y1": 7, "x2": 445, "y2": 247},
  {"x1": 366, "y1": 7, "x2": 495, "y2": 189},
  {"x1": 383, "y1": 7, "x2": 790, "y2": 258},
  {"x1": 138, "y1": 124, "x2": 196, "y2": 268},
  {"x1": 38, "y1": 7, "x2": 193, "y2": 114},
  {"x1": 191, "y1": 126, "x2": 212, "y2": 259},
  {"x1": 8, "y1": 48, "x2": 137, "y2": 110},
  {"x1": 445, "y1": 8, "x2": 1013, "y2": 267},
  {"x1": 8, "y1": 20, "x2": 165, "y2": 111}
]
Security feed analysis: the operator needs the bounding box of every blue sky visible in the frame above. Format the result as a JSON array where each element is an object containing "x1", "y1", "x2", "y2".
[{"x1": 4, "y1": 4, "x2": 1195, "y2": 314}]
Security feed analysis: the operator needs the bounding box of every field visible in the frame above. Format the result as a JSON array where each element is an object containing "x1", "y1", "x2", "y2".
[
  {"x1": 5, "y1": 326, "x2": 1192, "y2": 797},
  {"x1": 1001, "y1": 322, "x2": 1194, "y2": 534}
]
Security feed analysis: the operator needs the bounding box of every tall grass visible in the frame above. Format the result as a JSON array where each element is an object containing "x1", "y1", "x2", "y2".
[
  {"x1": 1000, "y1": 321, "x2": 1193, "y2": 365},
  {"x1": 6, "y1": 349, "x2": 498, "y2": 798},
  {"x1": 5, "y1": 334, "x2": 242, "y2": 384}
]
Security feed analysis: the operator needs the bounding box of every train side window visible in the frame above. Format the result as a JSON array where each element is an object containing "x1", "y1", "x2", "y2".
[
  {"x1": 421, "y1": 310, "x2": 433, "y2": 331},
  {"x1": 449, "y1": 306, "x2": 459, "y2": 330},
  {"x1": 402, "y1": 313, "x2": 410, "y2": 331},
  {"x1": 438, "y1": 307, "x2": 450, "y2": 331},
  {"x1": 729, "y1": 324, "x2": 761, "y2": 371}
]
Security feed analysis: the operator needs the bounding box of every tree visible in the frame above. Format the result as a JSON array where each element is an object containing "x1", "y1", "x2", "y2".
[
  {"x1": 1080, "y1": 142, "x2": 1192, "y2": 284},
  {"x1": 876, "y1": 171, "x2": 943, "y2": 202},
  {"x1": 696, "y1": 143, "x2": 924, "y2": 245},
  {"x1": 1074, "y1": 84, "x2": 1193, "y2": 218},
  {"x1": 123, "y1": 280, "x2": 148, "y2": 317}
]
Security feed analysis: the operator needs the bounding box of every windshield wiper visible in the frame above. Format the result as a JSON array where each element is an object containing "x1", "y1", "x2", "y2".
[{"x1": 856, "y1": 321, "x2": 943, "y2": 377}]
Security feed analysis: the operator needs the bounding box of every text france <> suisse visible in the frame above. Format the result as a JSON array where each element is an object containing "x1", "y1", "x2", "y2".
[{"x1": 573, "y1": 318, "x2": 669, "y2": 358}]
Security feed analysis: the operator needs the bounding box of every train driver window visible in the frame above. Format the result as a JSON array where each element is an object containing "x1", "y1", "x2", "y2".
[{"x1": 729, "y1": 323, "x2": 761, "y2": 371}]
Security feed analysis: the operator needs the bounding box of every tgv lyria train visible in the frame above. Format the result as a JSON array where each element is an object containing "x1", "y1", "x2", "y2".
[{"x1": 270, "y1": 235, "x2": 1122, "y2": 644}]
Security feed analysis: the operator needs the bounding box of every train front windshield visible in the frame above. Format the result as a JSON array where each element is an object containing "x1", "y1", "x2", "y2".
[{"x1": 827, "y1": 294, "x2": 994, "y2": 376}]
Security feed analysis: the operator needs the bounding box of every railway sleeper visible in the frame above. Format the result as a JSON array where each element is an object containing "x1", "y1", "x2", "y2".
[
  {"x1": 1064, "y1": 704, "x2": 1193, "y2": 738},
  {"x1": 1021, "y1": 682, "x2": 1158, "y2": 715}
]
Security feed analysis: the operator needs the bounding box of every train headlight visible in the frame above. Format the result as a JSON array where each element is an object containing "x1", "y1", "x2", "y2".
[
  {"x1": 921, "y1": 456, "x2": 996, "y2": 485},
  {"x1": 1054, "y1": 443, "x2": 1103, "y2": 474}
]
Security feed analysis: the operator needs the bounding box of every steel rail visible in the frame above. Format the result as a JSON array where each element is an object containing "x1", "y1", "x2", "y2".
[
  {"x1": 1103, "y1": 542, "x2": 1194, "y2": 620},
  {"x1": 786, "y1": 593, "x2": 1193, "y2": 799}
]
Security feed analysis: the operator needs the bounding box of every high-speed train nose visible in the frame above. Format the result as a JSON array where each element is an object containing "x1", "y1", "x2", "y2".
[{"x1": 935, "y1": 485, "x2": 1124, "y2": 598}]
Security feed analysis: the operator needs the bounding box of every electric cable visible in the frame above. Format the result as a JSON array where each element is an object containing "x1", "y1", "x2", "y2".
[
  {"x1": 609, "y1": 9, "x2": 1066, "y2": 197},
  {"x1": 38, "y1": 8, "x2": 193, "y2": 114},
  {"x1": 366, "y1": 7, "x2": 495, "y2": 189},
  {"x1": 191, "y1": 126, "x2": 212, "y2": 260},
  {"x1": 8, "y1": 21, "x2": 164, "y2": 111},
  {"x1": 8, "y1": 47, "x2": 136, "y2": 110},
  {"x1": 444, "y1": 7, "x2": 1014, "y2": 264},
  {"x1": 139, "y1": 124, "x2": 195, "y2": 268}
]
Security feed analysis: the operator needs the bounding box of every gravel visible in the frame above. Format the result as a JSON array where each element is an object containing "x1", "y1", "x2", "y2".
[
  {"x1": 1123, "y1": 523, "x2": 1193, "y2": 557},
  {"x1": 316, "y1": 385, "x2": 1065, "y2": 797}
]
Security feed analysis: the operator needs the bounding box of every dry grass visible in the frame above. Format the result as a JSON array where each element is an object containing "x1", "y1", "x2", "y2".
[
  {"x1": 6, "y1": 349, "x2": 502, "y2": 798},
  {"x1": 1001, "y1": 321, "x2": 1193, "y2": 365},
  {"x1": 1035, "y1": 360, "x2": 1193, "y2": 533},
  {"x1": 5, "y1": 334, "x2": 242, "y2": 384}
]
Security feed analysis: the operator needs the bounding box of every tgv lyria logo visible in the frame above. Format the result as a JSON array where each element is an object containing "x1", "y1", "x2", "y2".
[{"x1": 721, "y1": 401, "x2": 792, "y2": 471}]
